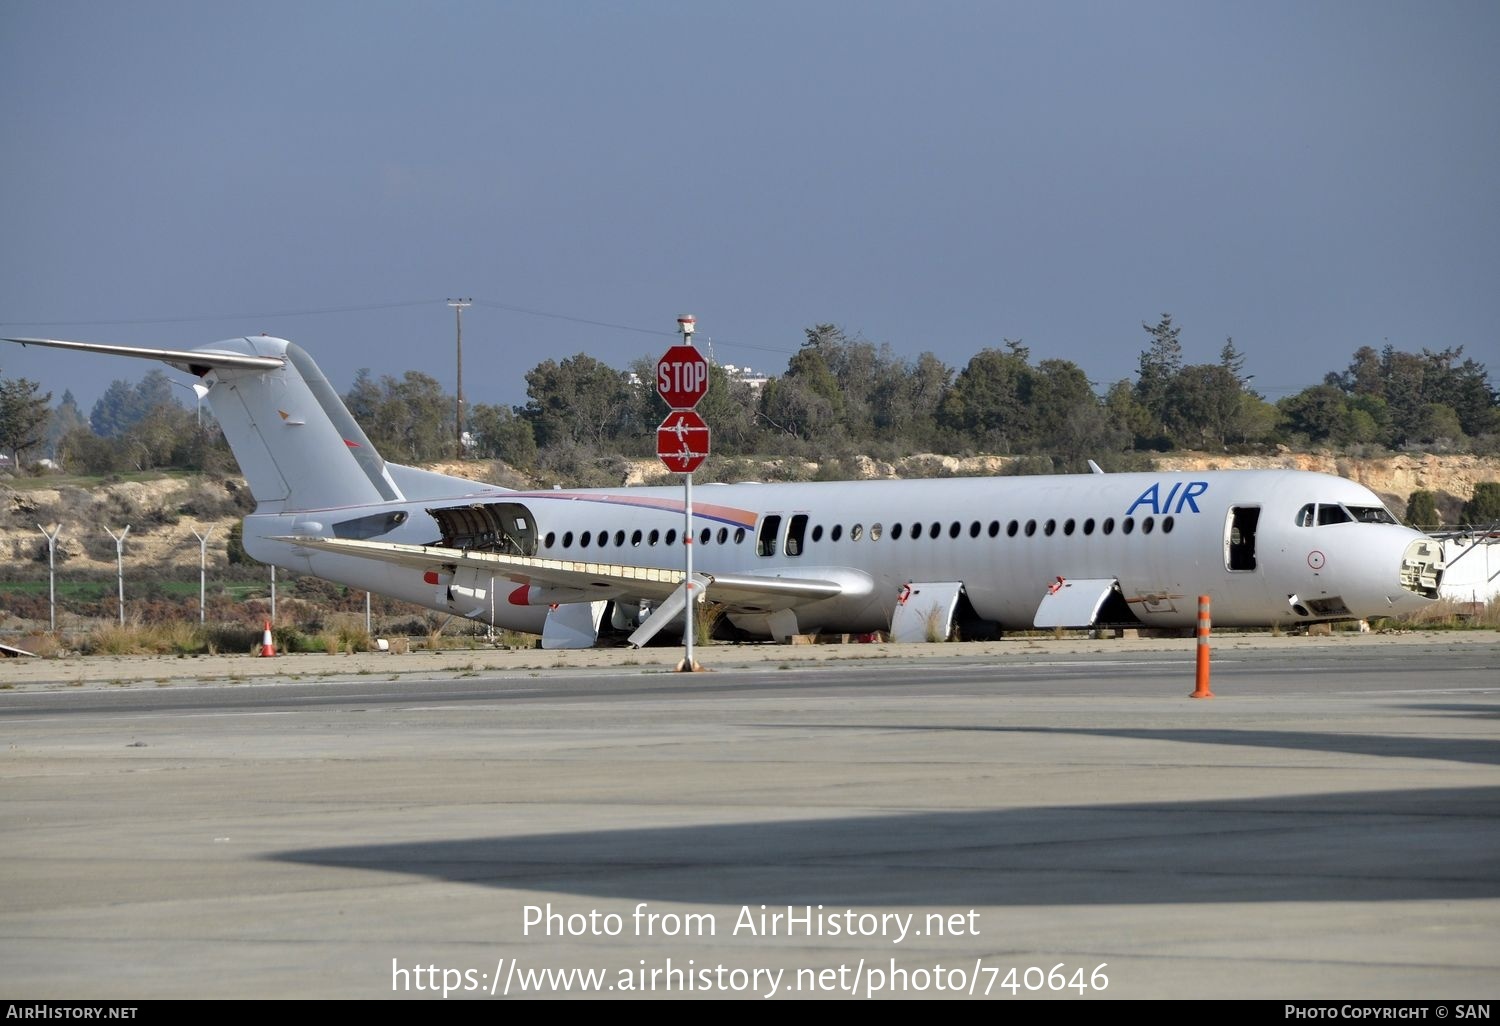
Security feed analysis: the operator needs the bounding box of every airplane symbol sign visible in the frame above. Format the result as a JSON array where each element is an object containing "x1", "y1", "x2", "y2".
[{"x1": 656, "y1": 409, "x2": 710, "y2": 474}]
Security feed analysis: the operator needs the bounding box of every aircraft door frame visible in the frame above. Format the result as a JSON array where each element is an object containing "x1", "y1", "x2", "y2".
[
  {"x1": 785, "y1": 513, "x2": 809, "y2": 557},
  {"x1": 1225, "y1": 505, "x2": 1261, "y2": 572},
  {"x1": 756, "y1": 514, "x2": 783, "y2": 557}
]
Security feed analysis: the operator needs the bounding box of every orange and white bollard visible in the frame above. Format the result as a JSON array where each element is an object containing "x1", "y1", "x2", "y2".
[
  {"x1": 260, "y1": 619, "x2": 276, "y2": 658},
  {"x1": 1191, "y1": 594, "x2": 1213, "y2": 698}
]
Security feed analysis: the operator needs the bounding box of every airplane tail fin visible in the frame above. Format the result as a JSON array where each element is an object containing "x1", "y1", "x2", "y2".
[{"x1": 6, "y1": 336, "x2": 402, "y2": 513}]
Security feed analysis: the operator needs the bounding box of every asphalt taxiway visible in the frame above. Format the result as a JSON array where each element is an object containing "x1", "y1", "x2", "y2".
[{"x1": 2, "y1": 632, "x2": 1497, "y2": 1000}]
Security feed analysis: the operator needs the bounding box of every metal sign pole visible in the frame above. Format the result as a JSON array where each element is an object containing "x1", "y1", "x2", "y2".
[
  {"x1": 681, "y1": 313, "x2": 696, "y2": 672},
  {"x1": 683, "y1": 470, "x2": 694, "y2": 670},
  {"x1": 656, "y1": 313, "x2": 707, "y2": 671}
]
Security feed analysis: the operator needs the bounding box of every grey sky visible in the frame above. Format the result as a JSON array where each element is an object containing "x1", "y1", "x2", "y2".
[{"x1": 2, "y1": 0, "x2": 1497, "y2": 417}]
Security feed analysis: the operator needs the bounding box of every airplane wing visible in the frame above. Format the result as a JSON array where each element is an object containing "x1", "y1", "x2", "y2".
[{"x1": 276, "y1": 536, "x2": 852, "y2": 610}]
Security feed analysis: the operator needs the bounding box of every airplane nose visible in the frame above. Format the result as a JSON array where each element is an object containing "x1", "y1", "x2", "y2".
[{"x1": 1397, "y1": 535, "x2": 1444, "y2": 603}]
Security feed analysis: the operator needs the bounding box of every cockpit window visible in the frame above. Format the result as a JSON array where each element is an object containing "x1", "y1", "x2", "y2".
[
  {"x1": 1347, "y1": 505, "x2": 1397, "y2": 524},
  {"x1": 1299, "y1": 502, "x2": 1395, "y2": 527}
]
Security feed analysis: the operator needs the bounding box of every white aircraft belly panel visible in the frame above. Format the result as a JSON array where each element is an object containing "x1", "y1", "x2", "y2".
[
  {"x1": 891, "y1": 582, "x2": 963, "y2": 642},
  {"x1": 1033, "y1": 578, "x2": 1118, "y2": 628}
]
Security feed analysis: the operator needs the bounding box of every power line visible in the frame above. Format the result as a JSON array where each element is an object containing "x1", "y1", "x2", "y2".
[
  {"x1": 0, "y1": 295, "x2": 801, "y2": 361},
  {"x1": 0, "y1": 299, "x2": 441, "y2": 328},
  {"x1": 469, "y1": 299, "x2": 668, "y2": 337},
  {"x1": 466, "y1": 300, "x2": 799, "y2": 358}
]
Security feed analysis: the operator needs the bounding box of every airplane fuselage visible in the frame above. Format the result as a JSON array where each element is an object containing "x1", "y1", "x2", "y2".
[{"x1": 243, "y1": 468, "x2": 1441, "y2": 639}]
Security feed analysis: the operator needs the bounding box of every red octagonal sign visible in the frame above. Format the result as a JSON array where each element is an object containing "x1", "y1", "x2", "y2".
[
  {"x1": 656, "y1": 344, "x2": 710, "y2": 410},
  {"x1": 657, "y1": 409, "x2": 710, "y2": 474}
]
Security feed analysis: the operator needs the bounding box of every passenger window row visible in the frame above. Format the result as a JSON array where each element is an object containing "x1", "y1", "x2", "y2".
[
  {"x1": 543, "y1": 526, "x2": 749, "y2": 551},
  {"x1": 540, "y1": 516, "x2": 1175, "y2": 554}
]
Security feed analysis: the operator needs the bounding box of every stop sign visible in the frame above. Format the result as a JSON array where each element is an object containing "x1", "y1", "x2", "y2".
[
  {"x1": 657, "y1": 409, "x2": 710, "y2": 474},
  {"x1": 656, "y1": 344, "x2": 710, "y2": 409}
]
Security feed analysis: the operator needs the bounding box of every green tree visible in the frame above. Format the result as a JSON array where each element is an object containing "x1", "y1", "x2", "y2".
[
  {"x1": 121, "y1": 402, "x2": 198, "y2": 470},
  {"x1": 784, "y1": 325, "x2": 958, "y2": 453},
  {"x1": 1420, "y1": 347, "x2": 1497, "y2": 438},
  {"x1": 89, "y1": 370, "x2": 175, "y2": 437},
  {"x1": 780, "y1": 339, "x2": 846, "y2": 427},
  {"x1": 1404, "y1": 490, "x2": 1440, "y2": 529},
  {"x1": 344, "y1": 370, "x2": 454, "y2": 461},
  {"x1": 1102, "y1": 379, "x2": 1149, "y2": 447},
  {"x1": 388, "y1": 371, "x2": 454, "y2": 461},
  {"x1": 1219, "y1": 337, "x2": 1251, "y2": 389},
  {"x1": 938, "y1": 344, "x2": 1034, "y2": 453},
  {"x1": 523, "y1": 354, "x2": 632, "y2": 450},
  {"x1": 1380, "y1": 348, "x2": 1430, "y2": 447},
  {"x1": 1278, "y1": 384, "x2": 1351, "y2": 444},
  {"x1": 0, "y1": 372, "x2": 52, "y2": 466},
  {"x1": 1322, "y1": 343, "x2": 1497, "y2": 449},
  {"x1": 1163, "y1": 364, "x2": 1244, "y2": 450},
  {"x1": 757, "y1": 373, "x2": 841, "y2": 445},
  {"x1": 1460, "y1": 482, "x2": 1500, "y2": 526},
  {"x1": 58, "y1": 425, "x2": 128, "y2": 475},
  {"x1": 1132, "y1": 313, "x2": 1182, "y2": 446},
  {"x1": 466, "y1": 402, "x2": 538, "y2": 468},
  {"x1": 1025, "y1": 359, "x2": 1126, "y2": 469},
  {"x1": 689, "y1": 361, "x2": 758, "y2": 456},
  {"x1": 44, "y1": 390, "x2": 87, "y2": 461},
  {"x1": 1338, "y1": 345, "x2": 1385, "y2": 397},
  {"x1": 226, "y1": 521, "x2": 257, "y2": 565},
  {"x1": 795, "y1": 325, "x2": 859, "y2": 430},
  {"x1": 344, "y1": 368, "x2": 384, "y2": 426},
  {"x1": 1412, "y1": 403, "x2": 1465, "y2": 448},
  {"x1": 871, "y1": 350, "x2": 951, "y2": 452},
  {"x1": 1234, "y1": 395, "x2": 1281, "y2": 446}
]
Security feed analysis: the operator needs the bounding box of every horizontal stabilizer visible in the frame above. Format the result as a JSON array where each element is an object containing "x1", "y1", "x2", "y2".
[{"x1": 6, "y1": 337, "x2": 285, "y2": 375}]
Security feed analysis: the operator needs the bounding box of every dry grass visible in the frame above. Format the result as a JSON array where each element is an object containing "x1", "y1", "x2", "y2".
[
  {"x1": 81, "y1": 621, "x2": 204, "y2": 655},
  {"x1": 335, "y1": 614, "x2": 372, "y2": 653},
  {"x1": 924, "y1": 604, "x2": 949, "y2": 643},
  {"x1": 17, "y1": 632, "x2": 63, "y2": 658},
  {"x1": 694, "y1": 602, "x2": 727, "y2": 647},
  {"x1": 16, "y1": 587, "x2": 1493, "y2": 660},
  {"x1": 1388, "y1": 596, "x2": 1500, "y2": 630}
]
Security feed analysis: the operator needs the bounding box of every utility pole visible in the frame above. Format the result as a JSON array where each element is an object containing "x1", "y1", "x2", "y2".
[{"x1": 448, "y1": 298, "x2": 471, "y2": 457}]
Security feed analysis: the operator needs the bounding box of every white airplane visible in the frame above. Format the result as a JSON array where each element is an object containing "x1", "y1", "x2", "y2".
[{"x1": 5, "y1": 335, "x2": 1447, "y2": 648}]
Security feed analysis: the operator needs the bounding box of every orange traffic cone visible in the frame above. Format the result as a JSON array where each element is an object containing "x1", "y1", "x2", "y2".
[{"x1": 260, "y1": 620, "x2": 276, "y2": 657}]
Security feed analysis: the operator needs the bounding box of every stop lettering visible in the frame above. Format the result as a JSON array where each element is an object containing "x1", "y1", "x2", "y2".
[{"x1": 656, "y1": 345, "x2": 710, "y2": 409}]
